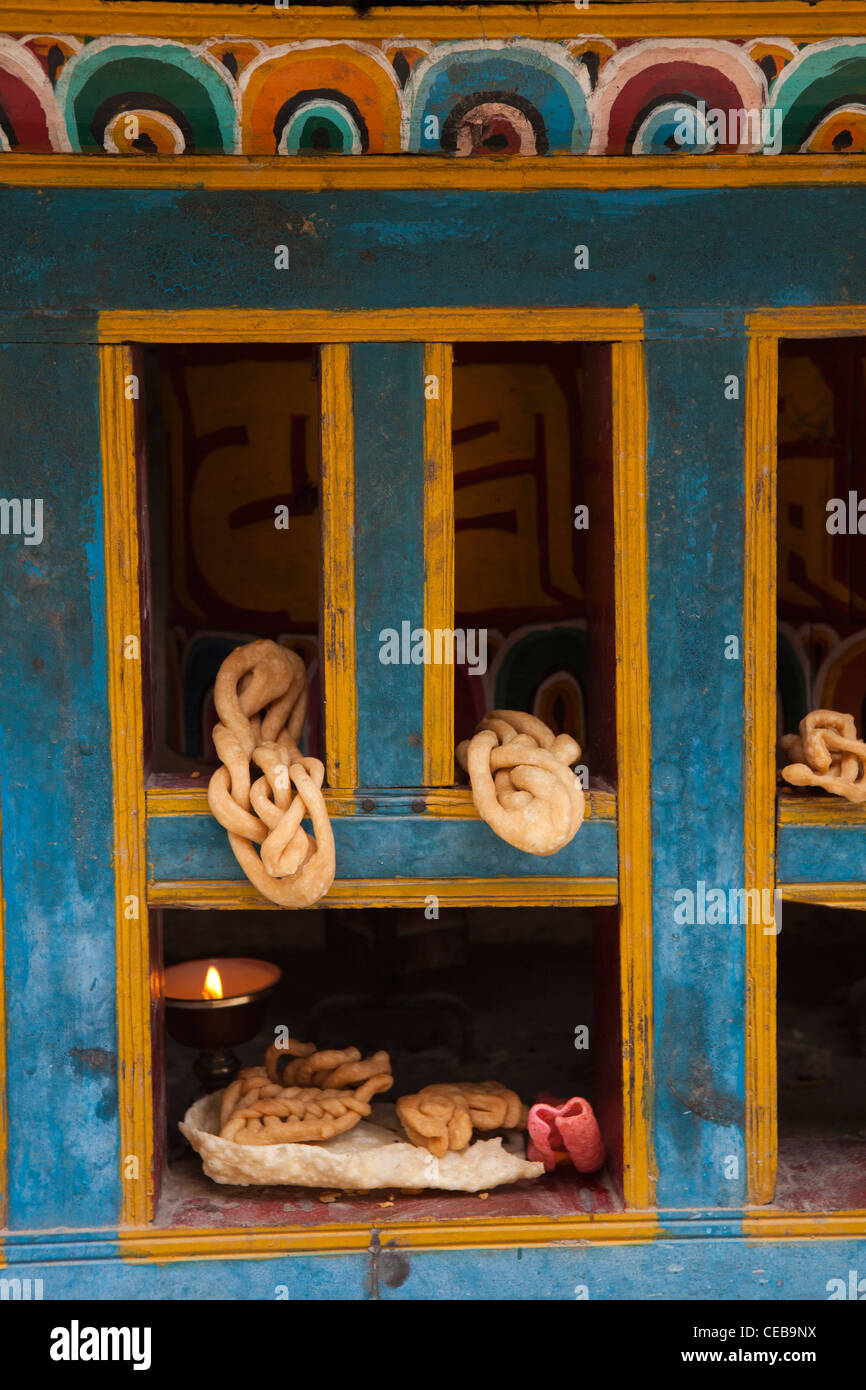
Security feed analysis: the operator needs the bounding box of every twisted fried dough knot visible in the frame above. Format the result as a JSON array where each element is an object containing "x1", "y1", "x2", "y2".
[
  {"x1": 219, "y1": 1080, "x2": 392, "y2": 1145},
  {"x1": 218, "y1": 1038, "x2": 394, "y2": 1145},
  {"x1": 456, "y1": 710, "x2": 585, "y2": 855},
  {"x1": 207, "y1": 640, "x2": 335, "y2": 907},
  {"x1": 263, "y1": 1039, "x2": 393, "y2": 1090},
  {"x1": 396, "y1": 1082, "x2": 525, "y2": 1158},
  {"x1": 218, "y1": 1039, "x2": 394, "y2": 1145},
  {"x1": 781, "y1": 709, "x2": 866, "y2": 802}
]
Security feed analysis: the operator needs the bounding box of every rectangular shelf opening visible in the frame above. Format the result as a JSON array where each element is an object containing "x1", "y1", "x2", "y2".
[
  {"x1": 777, "y1": 335, "x2": 866, "y2": 789},
  {"x1": 142, "y1": 342, "x2": 322, "y2": 777},
  {"x1": 775, "y1": 901, "x2": 866, "y2": 1211},
  {"x1": 153, "y1": 904, "x2": 626, "y2": 1230},
  {"x1": 451, "y1": 341, "x2": 616, "y2": 787}
]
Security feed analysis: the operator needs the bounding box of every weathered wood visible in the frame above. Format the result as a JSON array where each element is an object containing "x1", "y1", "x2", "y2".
[
  {"x1": 352, "y1": 343, "x2": 427, "y2": 787},
  {"x1": 148, "y1": 811, "x2": 618, "y2": 883},
  {"x1": 0, "y1": 339, "x2": 122, "y2": 1229},
  {"x1": 645, "y1": 333, "x2": 749, "y2": 1209},
  {"x1": 0, "y1": 189, "x2": 864, "y2": 316}
]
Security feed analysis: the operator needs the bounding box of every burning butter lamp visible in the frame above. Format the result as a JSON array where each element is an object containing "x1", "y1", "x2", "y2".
[{"x1": 164, "y1": 957, "x2": 281, "y2": 1093}]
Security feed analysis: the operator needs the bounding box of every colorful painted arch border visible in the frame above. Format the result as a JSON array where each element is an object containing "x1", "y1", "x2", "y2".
[{"x1": 4, "y1": 30, "x2": 866, "y2": 157}]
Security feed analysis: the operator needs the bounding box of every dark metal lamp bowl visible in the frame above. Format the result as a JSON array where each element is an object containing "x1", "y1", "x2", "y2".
[{"x1": 164, "y1": 957, "x2": 281, "y2": 1093}]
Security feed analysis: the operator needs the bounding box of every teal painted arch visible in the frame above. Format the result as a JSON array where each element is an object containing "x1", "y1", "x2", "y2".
[
  {"x1": 405, "y1": 43, "x2": 592, "y2": 154},
  {"x1": 492, "y1": 625, "x2": 588, "y2": 716},
  {"x1": 279, "y1": 100, "x2": 363, "y2": 154},
  {"x1": 55, "y1": 39, "x2": 238, "y2": 154},
  {"x1": 767, "y1": 39, "x2": 866, "y2": 152},
  {"x1": 633, "y1": 101, "x2": 715, "y2": 155}
]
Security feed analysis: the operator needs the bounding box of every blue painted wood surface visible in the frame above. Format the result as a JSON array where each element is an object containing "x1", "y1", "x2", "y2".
[
  {"x1": 777, "y1": 825, "x2": 866, "y2": 882},
  {"x1": 0, "y1": 184, "x2": 865, "y2": 1277},
  {"x1": 645, "y1": 335, "x2": 748, "y2": 1209},
  {"x1": 0, "y1": 188, "x2": 865, "y2": 314},
  {"x1": 2, "y1": 1231, "x2": 865, "y2": 1300},
  {"x1": 0, "y1": 340, "x2": 122, "y2": 1230},
  {"x1": 352, "y1": 344, "x2": 426, "y2": 787},
  {"x1": 147, "y1": 812, "x2": 617, "y2": 882}
]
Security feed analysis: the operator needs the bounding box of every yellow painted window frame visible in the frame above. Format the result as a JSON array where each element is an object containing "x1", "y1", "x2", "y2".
[
  {"x1": 98, "y1": 307, "x2": 654, "y2": 1243},
  {"x1": 743, "y1": 306, "x2": 866, "y2": 1231}
]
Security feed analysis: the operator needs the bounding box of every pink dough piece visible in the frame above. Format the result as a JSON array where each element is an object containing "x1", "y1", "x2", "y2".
[
  {"x1": 554, "y1": 1098, "x2": 605, "y2": 1173},
  {"x1": 527, "y1": 1103, "x2": 567, "y2": 1170},
  {"x1": 527, "y1": 1097, "x2": 605, "y2": 1173}
]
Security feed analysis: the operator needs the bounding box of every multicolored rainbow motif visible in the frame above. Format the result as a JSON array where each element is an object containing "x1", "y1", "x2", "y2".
[{"x1": 4, "y1": 32, "x2": 866, "y2": 155}]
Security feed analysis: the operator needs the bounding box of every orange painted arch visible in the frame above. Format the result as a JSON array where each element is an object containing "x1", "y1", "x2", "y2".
[{"x1": 240, "y1": 44, "x2": 402, "y2": 154}]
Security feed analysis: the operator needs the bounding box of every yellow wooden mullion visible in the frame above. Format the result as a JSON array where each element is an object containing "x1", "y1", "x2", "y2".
[
  {"x1": 147, "y1": 876, "x2": 619, "y2": 910},
  {"x1": 780, "y1": 883, "x2": 866, "y2": 909},
  {"x1": 611, "y1": 337, "x2": 655, "y2": 1210},
  {"x1": 777, "y1": 789, "x2": 866, "y2": 825},
  {"x1": 748, "y1": 306, "x2": 866, "y2": 338},
  {"x1": 119, "y1": 1210, "x2": 659, "y2": 1262},
  {"x1": 145, "y1": 782, "x2": 617, "y2": 819},
  {"x1": 743, "y1": 332, "x2": 779, "y2": 1207},
  {"x1": 99, "y1": 344, "x2": 153, "y2": 1227},
  {"x1": 743, "y1": 1211, "x2": 866, "y2": 1239},
  {"x1": 423, "y1": 343, "x2": 454, "y2": 787},
  {"x1": 320, "y1": 344, "x2": 358, "y2": 789}
]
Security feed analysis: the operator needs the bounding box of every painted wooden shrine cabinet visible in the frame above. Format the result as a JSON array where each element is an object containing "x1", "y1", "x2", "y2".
[{"x1": 0, "y1": 1, "x2": 865, "y2": 1302}]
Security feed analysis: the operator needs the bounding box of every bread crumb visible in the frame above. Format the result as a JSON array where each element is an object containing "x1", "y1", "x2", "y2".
[
  {"x1": 318, "y1": 1191, "x2": 342, "y2": 1203},
  {"x1": 477, "y1": 1192, "x2": 489, "y2": 1200}
]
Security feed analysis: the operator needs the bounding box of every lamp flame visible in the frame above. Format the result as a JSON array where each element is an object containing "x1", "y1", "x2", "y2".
[{"x1": 202, "y1": 966, "x2": 223, "y2": 1001}]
